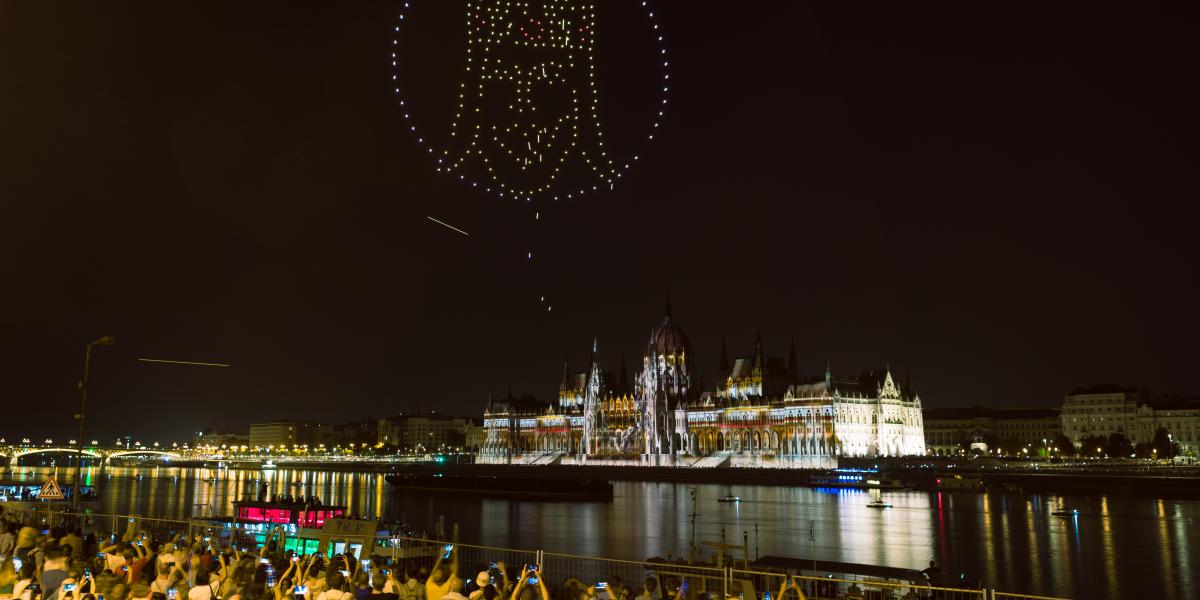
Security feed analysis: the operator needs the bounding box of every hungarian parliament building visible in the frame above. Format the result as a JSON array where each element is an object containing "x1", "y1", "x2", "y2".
[{"x1": 480, "y1": 304, "x2": 927, "y2": 466}]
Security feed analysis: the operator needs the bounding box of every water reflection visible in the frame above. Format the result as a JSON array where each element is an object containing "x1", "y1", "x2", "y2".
[{"x1": 5, "y1": 466, "x2": 1196, "y2": 598}]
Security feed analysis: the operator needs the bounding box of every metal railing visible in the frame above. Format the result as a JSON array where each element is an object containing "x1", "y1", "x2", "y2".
[
  {"x1": 388, "y1": 537, "x2": 1055, "y2": 600},
  {"x1": 732, "y1": 568, "x2": 987, "y2": 600},
  {"x1": 991, "y1": 593, "x2": 1071, "y2": 600},
  {"x1": 0, "y1": 515, "x2": 1068, "y2": 600}
]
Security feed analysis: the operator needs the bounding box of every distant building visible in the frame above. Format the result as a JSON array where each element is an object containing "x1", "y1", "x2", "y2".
[
  {"x1": 462, "y1": 418, "x2": 486, "y2": 452},
  {"x1": 1060, "y1": 386, "x2": 1200, "y2": 454},
  {"x1": 318, "y1": 419, "x2": 377, "y2": 448},
  {"x1": 1061, "y1": 385, "x2": 1142, "y2": 445},
  {"x1": 192, "y1": 429, "x2": 248, "y2": 450},
  {"x1": 1139, "y1": 398, "x2": 1200, "y2": 455},
  {"x1": 376, "y1": 414, "x2": 468, "y2": 452},
  {"x1": 248, "y1": 421, "x2": 320, "y2": 448},
  {"x1": 481, "y1": 303, "x2": 926, "y2": 466},
  {"x1": 923, "y1": 407, "x2": 1061, "y2": 455}
]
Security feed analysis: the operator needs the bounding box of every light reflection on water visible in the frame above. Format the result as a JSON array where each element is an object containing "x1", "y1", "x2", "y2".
[{"x1": 7, "y1": 466, "x2": 1197, "y2": 598}]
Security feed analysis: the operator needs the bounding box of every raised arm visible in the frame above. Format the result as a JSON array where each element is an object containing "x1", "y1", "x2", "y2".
[
  {"x1": 273, "y1": 561, "x2": 297, "y2": 600},
  {"x1": 451, "y1": 525, "x2": 460, "y2": 576},
  {"x1": 535, "y1": 567, "x2": 549, "y2": 600},
  {"x1": 672, "y1": 578, "x2": 687, "y2": 600},
  {"x1": 300, "y1": 554, "x2": 316, "y2": 583},
  {"x1": 510, "y1": 567, "x2": 530, "y2": 600},
  {"x1": 497, "y1": 561, "x2": 510, "y2": 590},
  {"x1": 786, "y1": 576, "x2": 808, "y2": 600}
]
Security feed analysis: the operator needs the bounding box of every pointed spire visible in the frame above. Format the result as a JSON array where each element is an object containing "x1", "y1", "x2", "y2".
[
  {"x1": 592, "y1": 334, "x2": 600, "y2": 357},
  {"x1": 559, "y1": 357, "x2": 571, "y2": 391},
  {"x1": 486, "y1": 390, "x2": 494, "y2": 413},
  {"x1": 664, "y1": 292, "x2": 673, "y2": 321},
  {"x1": 824, "y1": 362, "x2": 832, "y2": 387},
  {"x1": 719, "y1": 336, "x2": 730, "y2": 375},
  {"x1": 787, "y1": 337, "x2": 798, "y2": 383},
  {"x1": 752, "y1": 331, "x2": 764, "y2": 373}
]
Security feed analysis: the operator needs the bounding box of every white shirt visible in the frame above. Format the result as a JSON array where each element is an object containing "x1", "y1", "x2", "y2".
[
  {"x1": 189, "y1": 582, "x2": 219, "y2": 600},
  {"x1": 316, "y1": 590, "x2": 352, "y2": 600}
]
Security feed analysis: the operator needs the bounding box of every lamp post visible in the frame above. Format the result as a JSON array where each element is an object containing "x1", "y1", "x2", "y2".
[{"x1": 74, "y1": 335, "x2": 115, "y2": 510}]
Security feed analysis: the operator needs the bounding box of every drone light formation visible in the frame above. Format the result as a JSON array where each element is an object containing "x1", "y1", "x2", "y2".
[{"x1": 392, "y1": 0, "x2": 669, "y2": 212}]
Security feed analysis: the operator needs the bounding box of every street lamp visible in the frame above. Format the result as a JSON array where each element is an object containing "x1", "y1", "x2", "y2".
[{"x1": 74, "y1": 335, "x2": 115, "y2": 510}]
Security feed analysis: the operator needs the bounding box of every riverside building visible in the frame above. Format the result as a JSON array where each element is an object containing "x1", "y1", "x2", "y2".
[{"x1": 480, "y1": 304, "x2": 926, "y2": 467}]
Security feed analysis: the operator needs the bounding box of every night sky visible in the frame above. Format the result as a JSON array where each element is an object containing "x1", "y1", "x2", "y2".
[{"x1": 2, "y1": 2, "x2": 1195, "y2": 442}]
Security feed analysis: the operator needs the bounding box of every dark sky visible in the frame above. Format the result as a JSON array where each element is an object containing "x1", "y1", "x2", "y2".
[{"x1": 2, "y1": 2, "x2": 1196, "y2": 443}]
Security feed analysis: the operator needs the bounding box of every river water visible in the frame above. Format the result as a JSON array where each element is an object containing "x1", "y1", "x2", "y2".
[{"x1": 5, "y1": 465, "x2": 1195, "y2": 599}]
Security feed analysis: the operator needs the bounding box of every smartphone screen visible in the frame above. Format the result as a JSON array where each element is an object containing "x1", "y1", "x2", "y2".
[
  {"x1": 596, "y1": 583, "x2": 607, "y2": 590},
  {"x1": 361, "y1": 559, "x2": 371, "y2": 566},
  {"x1": 527, "y1": 577, "x2": 538, "y2": 586},
  {"x1": 442, "y1": 544, "x2": 454, "y2": 559},
  {"x1": 168, "y1": 589, "x2": 177, "y2": 600},
  {"x1": 64, "y1": 584, "x2": 78, "y2": 592},
  {"x1": 294, "y1": 587, "x2": 308, "y2": 594},
  {"x1": 13, "y1": 558, "x2": 22, "y2": 570}
]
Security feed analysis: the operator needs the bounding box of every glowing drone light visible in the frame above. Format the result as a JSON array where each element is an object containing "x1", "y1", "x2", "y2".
[{"x1": 392, "y1": 0, "x2": 669, "y2": 206}]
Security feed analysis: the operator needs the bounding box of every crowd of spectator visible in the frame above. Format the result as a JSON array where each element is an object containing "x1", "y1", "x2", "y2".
[{"x1": 0, "y1": 513, "x2": 802, "y2": 600}]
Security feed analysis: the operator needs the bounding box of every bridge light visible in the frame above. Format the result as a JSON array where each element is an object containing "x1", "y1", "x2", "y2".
[
  {"x1": 45, "y1": 439, "x2": 53, "y2": 444},
  {"x1": 91, "y1": 440, "x2": 98, "y2": 445}
]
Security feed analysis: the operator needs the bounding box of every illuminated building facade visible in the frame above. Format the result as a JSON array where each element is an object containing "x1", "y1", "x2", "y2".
[
  {"x1": 248, "y1": 421, "x2": 320, "y2": 448},
  {"x1": 1061, "y1": 385, "x2": 1200, "y2": 454},
  {"x1": 480, "y1": 304, "x2": 926, "y2": 464}
]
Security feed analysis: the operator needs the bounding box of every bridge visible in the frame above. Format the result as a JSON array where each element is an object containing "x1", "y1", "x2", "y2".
[{"x1": 0, "y1": 445, "x2": 185, "y2": 466}]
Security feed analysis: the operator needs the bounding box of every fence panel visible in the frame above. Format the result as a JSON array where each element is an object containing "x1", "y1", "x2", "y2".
[
  {"x1": 732, "y1": 568, "x2": 987, "y2": 600},
  {"x1": 390, "y1": 537, "x2": 538, "y2": 590},
  {"x1": 542, "y1": 552, "x2": 725, "y2": 600},
  {"x1": 993, "y1": 593, "x2": 1070, "y2": 600}
]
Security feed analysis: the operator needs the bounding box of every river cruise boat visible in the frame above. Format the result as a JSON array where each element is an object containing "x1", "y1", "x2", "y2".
[
  {"x1": 0, "y1": 480, "x2": 101, "y2": 511},
  {"x1": 190, "y1": 498, "x2": 433, "y2": 562},
  {"x1": 808, "y1": 471, "x2": 905, "y2": 490},
  {"x1": 718, "y1": 495, "x2": 741, "y2": 503}
]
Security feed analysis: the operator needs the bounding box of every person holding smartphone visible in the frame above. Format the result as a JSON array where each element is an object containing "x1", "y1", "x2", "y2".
[
  {"x1": 312, "y1": 570, "x2": 351, "y2": 600},
  {"x1": 424, "y1": 544, "x2": 459, "y2": 600},
  {"x1": 11, "y1": 560, "x2": 36, "y2": 600},
  {"x1": 509, "y1": 566, "x2": 548, "y2": 600},
  {"x1": 40, "y1": 543, "x2": 71, "y2": 600}
]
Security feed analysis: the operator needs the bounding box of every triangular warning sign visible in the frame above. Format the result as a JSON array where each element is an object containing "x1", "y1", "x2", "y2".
[{"x1": 39, "y1": 476, "x2": 65, "y2": 500}]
